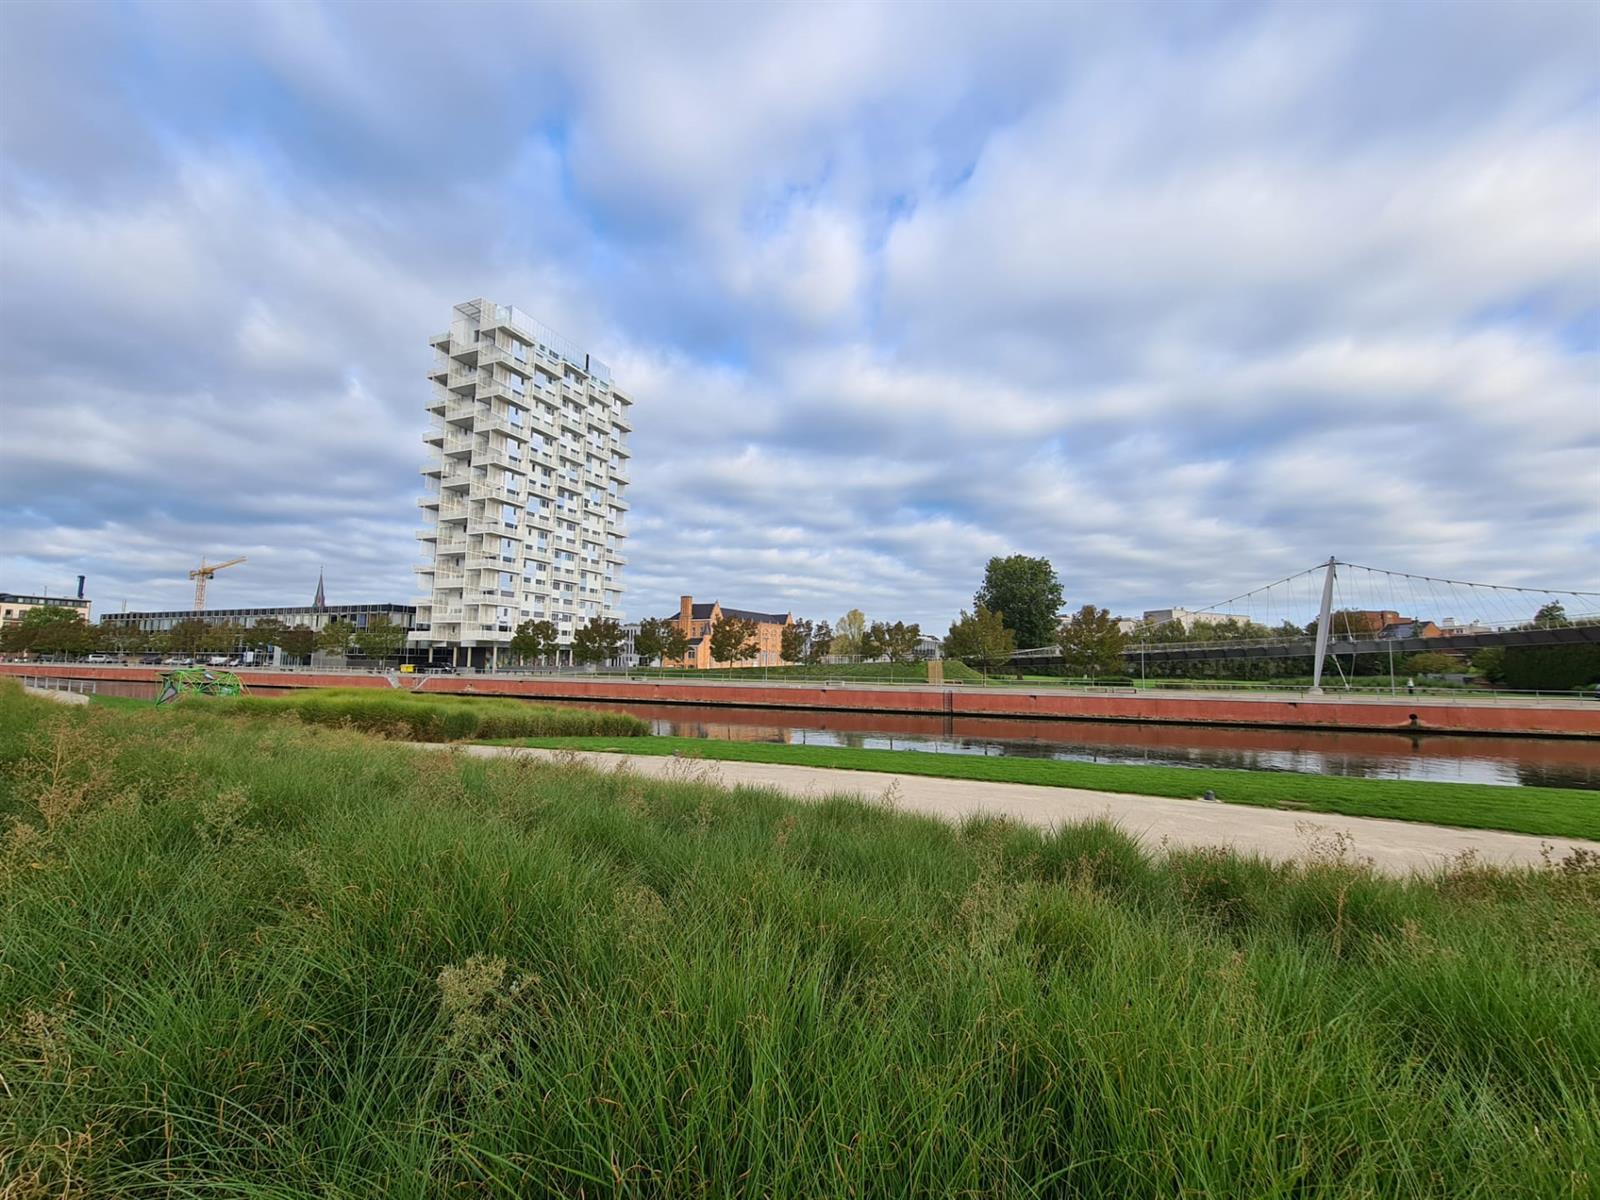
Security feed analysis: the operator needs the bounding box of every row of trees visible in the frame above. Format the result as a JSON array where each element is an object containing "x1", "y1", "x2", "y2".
[
  {"x1": 509, "y1": 617, "x2": 626, "y2": 666},
  {"x1": 0, "y1": 607, "x2": 409, "y2": 663}
]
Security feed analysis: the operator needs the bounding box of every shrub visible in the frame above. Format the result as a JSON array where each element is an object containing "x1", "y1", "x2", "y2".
[{"x1": 226, "y1": 688, "x2": 648, "y2": 741}]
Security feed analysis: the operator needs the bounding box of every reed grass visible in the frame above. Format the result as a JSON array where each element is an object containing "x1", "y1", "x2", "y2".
[
  {"x1": 2, "y1": 679, "x2": 1596, "y2": 1197},
  {"x1": 226, "y1": 687, "x2": 648, "y2": 741}
]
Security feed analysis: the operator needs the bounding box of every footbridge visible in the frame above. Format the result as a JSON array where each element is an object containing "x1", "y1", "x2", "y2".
[{"x1": 1017, "y1": 558, "x2": 1600, "y2": 691}]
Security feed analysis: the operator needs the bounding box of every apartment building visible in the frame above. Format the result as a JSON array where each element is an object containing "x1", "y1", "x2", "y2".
[{"x1": 411, "y1": 300, "x2": 632, "y2": 667}]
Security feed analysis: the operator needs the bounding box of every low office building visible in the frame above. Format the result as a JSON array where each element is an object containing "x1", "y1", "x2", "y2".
[
  {"x1": 667, "y1": 595, "x2": 791, "y2": 668},
  {"x1": 1, "y1": 591, "x2": 92, "y2": 627},
  {"x1": 100, "y1": 603, "x2": 415, "y2": 636},
  {"x1": 1141, "y1": 607, "x2": 1249, "y2": 631}
]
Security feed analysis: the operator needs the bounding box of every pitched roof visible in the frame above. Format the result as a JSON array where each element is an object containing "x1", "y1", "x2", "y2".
[{"x1": 660, "y1": 602, "x2": 789, "y2": 625}]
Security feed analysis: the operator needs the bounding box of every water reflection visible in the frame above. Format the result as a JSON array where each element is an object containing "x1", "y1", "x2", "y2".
[
  {"x1": 556, "y1": 700, "x2": 1600, "y2": 790},
  {"x1": 86, "y1": 680, "x2": 1599, "y2": 790}
]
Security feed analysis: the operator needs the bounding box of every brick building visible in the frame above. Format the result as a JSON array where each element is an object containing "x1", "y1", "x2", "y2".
[{"x1": 668, "y1": 595, "x2": 791, "y2": 668}]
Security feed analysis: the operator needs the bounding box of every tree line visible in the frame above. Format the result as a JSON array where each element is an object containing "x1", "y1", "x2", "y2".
[{"x1": 0, "y1": 607, "x2": 408, "y2": 663}]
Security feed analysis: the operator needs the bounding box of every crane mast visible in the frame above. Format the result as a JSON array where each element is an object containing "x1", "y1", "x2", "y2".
[{"x1": 189, "y1": 556, "x2": 246, "y2": 611}]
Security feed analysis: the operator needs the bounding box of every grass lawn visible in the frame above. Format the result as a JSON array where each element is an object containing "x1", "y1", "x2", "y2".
[
  {"x1": 498, "y1": 735, "x2": 1600, "y2": 840},
  {"x1": 5, "y1": 679, "x2": 1600, "y2": 1195}
]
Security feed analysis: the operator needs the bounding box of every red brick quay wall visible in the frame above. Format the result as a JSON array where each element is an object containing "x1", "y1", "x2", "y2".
[{"x1": 5, "y1": 664, "x2": 1596, "y2": 738}]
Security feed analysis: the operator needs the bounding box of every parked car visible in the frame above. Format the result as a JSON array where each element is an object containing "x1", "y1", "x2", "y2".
[{"x1": 86, "y1": 653, "x2": 116, "y2": 663}]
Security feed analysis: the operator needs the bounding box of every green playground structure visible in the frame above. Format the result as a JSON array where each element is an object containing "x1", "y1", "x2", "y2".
[{"x1": 156, "y1": 667, "x2": 248, "y2": 704}]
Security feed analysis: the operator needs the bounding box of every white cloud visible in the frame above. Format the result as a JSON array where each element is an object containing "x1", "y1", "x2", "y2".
[{"x1": 0, "y1": 0, "x2": 1595, "y2": 632}]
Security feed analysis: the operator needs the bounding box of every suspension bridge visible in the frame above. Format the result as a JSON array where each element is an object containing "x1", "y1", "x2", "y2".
[{"x1": 1017, "y1": 558, "x2": 1600, "y2": 692}]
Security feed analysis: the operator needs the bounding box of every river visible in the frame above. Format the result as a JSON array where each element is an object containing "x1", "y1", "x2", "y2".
[{"x1": 82, "y1": 680, "x2": 1598, "y2": 790}]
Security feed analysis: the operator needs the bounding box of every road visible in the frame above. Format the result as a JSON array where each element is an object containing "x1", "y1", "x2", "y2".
[{"x1": 442, "y1": 744, "x2": 1600, "y2": 877}]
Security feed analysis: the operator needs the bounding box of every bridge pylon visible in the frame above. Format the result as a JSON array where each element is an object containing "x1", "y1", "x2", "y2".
[{"x1": 1308, "y1": 556, "x2": 1337, "y2": 695}]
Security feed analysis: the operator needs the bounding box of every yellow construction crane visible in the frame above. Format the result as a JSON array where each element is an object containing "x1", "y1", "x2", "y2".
[{"x1": 189, "y1": 556, "x2": 245, "y2": 611}]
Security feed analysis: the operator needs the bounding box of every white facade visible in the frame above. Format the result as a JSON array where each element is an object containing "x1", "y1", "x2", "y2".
[
  {"x1": 411, "y1": 299, "x2": 631, "y2": 662},
  {"x1": 1141, "y1": 608, "x2": 1248, "y2": 631}
]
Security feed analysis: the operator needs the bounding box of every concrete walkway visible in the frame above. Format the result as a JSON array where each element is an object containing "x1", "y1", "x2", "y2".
[{"x1": 442, "y1": 745, "x2": 1600, "y2": 877}]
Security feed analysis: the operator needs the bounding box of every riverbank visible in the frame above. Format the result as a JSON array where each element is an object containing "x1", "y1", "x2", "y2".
[
  {"x1": 496, "y1": 735, "x2": 1600, "y2": 840},
  {"x1": 3, "y1": 681, "x2": 1597, "y2": 1195},
  {"x1": 459, "y1": 743, "x2": 1600, "y2": 873},
  {"x1": 6, "y1": 661, "x2": 1598, "y2": 737}
]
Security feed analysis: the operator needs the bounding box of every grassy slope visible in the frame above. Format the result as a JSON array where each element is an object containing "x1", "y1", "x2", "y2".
[
  {"x1": 501, "y1": 735, "x2": 1600, "y2": 840},
  {"x1": 2, "y1": 680, "x2": 1598, "y2": 1196}
]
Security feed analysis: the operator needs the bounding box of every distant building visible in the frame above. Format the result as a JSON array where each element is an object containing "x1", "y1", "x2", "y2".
[
  {"x1": 100, "y1": 603, "x2": 415, "y2": 636},
  {"x1": 1437, "y1": 617, "x2": 1490, "y2": 635},
  {"x1": 1380, "y1": 618, "x2": 1442, "y2": 640},
  {"x1": 1112, "y1": 616, "x2": 1140, "y2": 634},
  {"x1": 1141, "y1": 608, "x2": 1248, "y2": 632},
  {"x1": 667, "y1": 595, "x2": 791, "y2": 668},
  {"x1": 1, "y1": 592, "x2": 92, "y2": 627},
  {"x1": 915, "y1": 633, "x2": 943, "y2": 660}
]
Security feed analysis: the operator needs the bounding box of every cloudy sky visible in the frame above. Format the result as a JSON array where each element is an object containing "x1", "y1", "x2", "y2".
[{"x1": 2, "y1": 0, "x2": 1596, "y2": 631}]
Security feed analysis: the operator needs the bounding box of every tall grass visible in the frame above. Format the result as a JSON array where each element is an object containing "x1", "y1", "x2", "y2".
[
  {"x1": 227, "y1": 687, "x2": 648, "y2": 741},
  {"x1": 2, "y1": 679, "x2": 1597, "y2": 1197}
]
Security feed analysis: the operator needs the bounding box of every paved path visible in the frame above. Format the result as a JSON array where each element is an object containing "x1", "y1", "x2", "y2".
[{"x1": 441, "y1": 745, "x2": 1600, "y2": 877}]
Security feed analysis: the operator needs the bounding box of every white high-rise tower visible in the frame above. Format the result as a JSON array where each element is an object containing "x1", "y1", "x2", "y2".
[{"x1": 410, "y1": 300, "x2": 632, "y2": 667}]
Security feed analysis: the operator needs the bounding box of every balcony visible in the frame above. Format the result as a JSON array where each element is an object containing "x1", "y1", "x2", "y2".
[
  {"x1": 422, "y1": 426, "x2": 445, "y2": 446},
  {"x1": 612, "y1": 407, "x2": 633, "y2": 432},
  {"x1": 412, "y1": 563, "x2": 436, "y2": 575},
  {"x1": 470, "y1": 446, "x2": 516, "y2": 472},
  {"x1": 434, "y1": 571, "x2": 466, "y2": 589},
  {"x1": 429, "y1": 330, "x2": 451, "y2": 347},
  {"x1": 437, "y1": 502, "x2": 469, "y2": 521},
  {"x1": 474, "y1": 483, "x2": 524, "y2": 506},
  {"x1": 416, "y1": 526, "x2": 439, "y2": 540},
  {"x1": 442, "y1": 434, "x2": 476, "y2": 456},
  {"x1": 476, "y1": 411, "x2": 518, "y2": 438},
  {"x1": 446, "y1": 367, "x2": 480, "y2": 392},
  {"x1": 416, "y1": 495, "x2": 440, "y2": 509},
  {"x1": 444, "y1": 399, "x2": 480, "y2": 425},
  {"x1": 466, "y1": 517, "x2": 515, "y2": 537}
]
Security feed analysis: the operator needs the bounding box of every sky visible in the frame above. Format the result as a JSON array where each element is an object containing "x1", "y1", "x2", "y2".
[{"x1": 1, "y1": 0, "x2": 1597, "y2": 632}]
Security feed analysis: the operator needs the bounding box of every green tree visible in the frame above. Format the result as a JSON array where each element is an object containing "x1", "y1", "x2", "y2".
[
  {"x1": 572, "y1": 617, "x2": 623, "y2": 666},
  {"x1": 1471, "y1": 646, "x2": 1507, "y2": 685},
  {"x1": 780, "y1": 618, "x2": 812, "y2": 665},
  {"x1": 278, "y1": 625, "x2": 315, "y2": 663},
  {"x1": 633, "y1": 617, "x2": 669, "y2": 666},
  {"x1": 1534, "y1": 601, "x2": 1570, "y2": 628},
  {"x1": 1057, "y1": 605, "x2": 1126, "y2": 678},
  {"x1": 247, "y1": 617, "x2": 288, "y2": 654},
  {"x1": 709, "y1": 616, "x2": 759, "y2": 665},
  {"x1": 102, "y1": 621, "x2": 149, "y2": 656},
  {"x1": 1403, "y1": 650, "x2": 1460, "y2": 675},
  {"x1": 202, "y1": 621, "x2": 244, "y2": 655},
  {"x1": 832, "y1": 609, "x2": 866, "y2": 657},
  {"x1": 860, "y1": 621, "x2": 887, "y2": 661},
  {"x1": 882, "y1": 621, "x2": 921, "y2": 664},
  {"x1": 315, "y1": 621, "x2": 352, "y2": 656},
  {"x1": 974, "y1": 555, "x2": 1063, "y2": 650},
  {"x1": 354, "y1": 616, "x2": 406, "y2": 664},
  {"x1": 510, "y1": 619, "x2": 558, "y2": 665},
  {"x1": 944, "y1": 606, "x2": 1016, "y2": 672},
  {"x1": 803, "y1": 620, "x2": 832, "y2": 666},
  {"x1": 166, "y1": 619, "x2": 211, "y2": 657},
  {"x1": 661, "y1": 621, "x2": 692, "y2": 667},
  {"x1": 0, "y1": 607, "x2": 98, "y2": 657}
]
